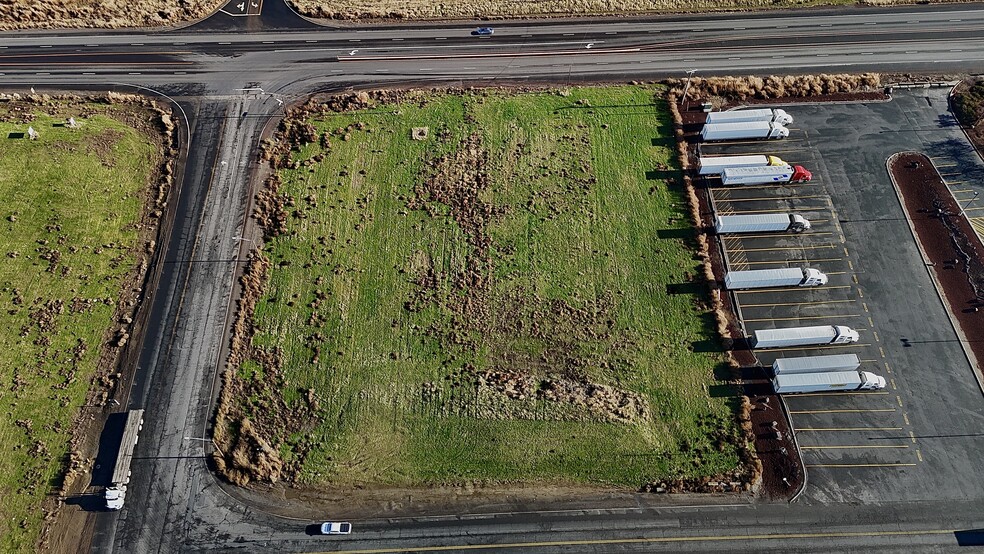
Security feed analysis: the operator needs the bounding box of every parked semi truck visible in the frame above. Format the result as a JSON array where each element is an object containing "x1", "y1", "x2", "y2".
[
  {"x1": 724, "y1": 267, "x2": 827, "y2": 290},
  {"x1": 714, "y1": 213, "x2": 811, "y2": 234},
  {"x1": 720, "y1": 164, "x2": 813, "y2": 186},
  {"x1": 701, "y1": 121, "x2": 790, "y2": 141},
  {"x1": 706, "y1": 108, "x2": 793, "y2": 126},
  {"x1": 697, "y1": 155, "x2": 786, "y2": 176},
  {"x1": 772, "y1": 354, "x2": 861, "y2": 375},
  {"x1": 752, "y1": 325, "x2": 860, "y2": 349},
  {"x1": 106, "y1": 409, "x2": 144, "y2": 510},
  {"x1": 772, "y1": 370, "x2": 886, "y2": 394}
]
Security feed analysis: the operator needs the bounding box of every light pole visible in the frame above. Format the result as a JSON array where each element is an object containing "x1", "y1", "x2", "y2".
[
  {"x1": 680, "y1": 69, "x2": 698, "y2": 105},
  {"x1": 960, "y1": 191, "x2": 980, "y2": 219}
]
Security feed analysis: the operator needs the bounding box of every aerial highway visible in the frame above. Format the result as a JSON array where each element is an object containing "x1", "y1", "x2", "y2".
[{"x1": 3, "y1": 2, "x2": 984, "y2": 552}]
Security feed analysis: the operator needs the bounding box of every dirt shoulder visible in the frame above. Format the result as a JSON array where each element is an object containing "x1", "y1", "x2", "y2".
[{"x1": 0, "y1": 0, "x2": 220, "y2": 31}]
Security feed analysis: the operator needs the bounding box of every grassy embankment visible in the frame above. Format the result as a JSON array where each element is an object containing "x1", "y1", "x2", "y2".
[
  {"x1": 0, "y1": 107, "x2": 160, "y2": 552},
  {"x1": 230, "y1": 85, "x2": 743, "y2": 489}
]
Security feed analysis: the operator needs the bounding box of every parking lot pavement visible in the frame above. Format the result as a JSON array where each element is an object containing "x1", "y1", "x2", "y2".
[{"x1": 702, "y1": 89, "x2": 984, "y2": 504}]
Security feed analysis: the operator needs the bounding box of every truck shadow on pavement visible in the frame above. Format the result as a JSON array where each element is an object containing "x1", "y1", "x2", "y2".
[
  {"x1": 64, "y1": 492, "x2": 110, "y2": 512},
  {"x1": 955, "y1": 530, "x2": 984, "y2": 546}
]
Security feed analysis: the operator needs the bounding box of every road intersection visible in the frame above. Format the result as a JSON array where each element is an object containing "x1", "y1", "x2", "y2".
[{"x1": 4, "y1": 2, "x2": 984, "y2": 552}]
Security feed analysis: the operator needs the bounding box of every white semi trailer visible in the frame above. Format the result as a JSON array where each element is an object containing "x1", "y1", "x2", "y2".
[
  {"x1": 714, "y1": 213, "x2": 811, "y2": 234},
  {"x1": 705, "y1": 108, "x2": 793, "y2": 126},
  {"x1": 720, "y1": 164, "x2": 813, "y2": 186},
  {"x1": 701, "y1": 121, "x2": 790, "y2": 141},
  {"x1": 772, "y1": 354, "x2": 861, "y2": 375},
  {"x1": 106, "y1": 409, "x2": 145, "y2": 510},
  {"x1": 752, "y1": 325, "x2": 860, "y2": 349},
  {"x1": 697, "y1": 155, "x2": 786, "y2": 176},
  {"x1": 772, "y1": 371, "x2": 886, "y2": 394},
  {"x1": 724, "y1": 267, "x2": 827, "y2": 290}
]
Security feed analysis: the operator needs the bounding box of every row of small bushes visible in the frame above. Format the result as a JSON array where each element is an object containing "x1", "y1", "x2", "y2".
[
  {"x1": 953, "y1": 79, "x2": 984, "y2": 128},
  {"x1": 668, "y1": 73, "x2": 881, "y2": 101}
]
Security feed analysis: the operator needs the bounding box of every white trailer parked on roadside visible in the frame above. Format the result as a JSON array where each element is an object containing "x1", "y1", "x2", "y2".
[
  {"x1": 773, "y1": 371, "x2": 886, "y2": 394},
  {"x1": 724, "y1": 267, "x2": 827, "y2": 290},
  {"x1": 714, "y1": 213, "x2": 811, "y2": 234},
  {"x1": 752, "y1": 325, "x2": 860, "y2": 349},
  {"x1": 705, "y1": 108, "x2": 793, "y2": 126},
  {"x1": 701, "y1": 121, "x2": 790, "y2": 141},
  {"x1": 697, "y1": 155, "x2": 786, "y2": 176},
  {"x1": 772, "y1": 354, "x2": 861, "y2": 375}
]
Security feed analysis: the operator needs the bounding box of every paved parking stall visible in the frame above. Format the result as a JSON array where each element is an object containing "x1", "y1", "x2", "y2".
[{"x1": 701, "y1": 90, "x2": 984, "y2": 504}]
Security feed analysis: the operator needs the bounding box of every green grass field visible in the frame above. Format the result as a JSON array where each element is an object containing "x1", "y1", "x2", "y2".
[
  {"x1": 0, "y1": 105, "x2": 161, "y2": 551},
  {"x1": 235, "y1": 85, "x2": 742, "y2": 489}
]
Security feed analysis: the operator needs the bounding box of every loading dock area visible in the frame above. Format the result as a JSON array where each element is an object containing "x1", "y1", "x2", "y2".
[{"x1": 704, "y1": 89, "x2": 984, "y2": 504}]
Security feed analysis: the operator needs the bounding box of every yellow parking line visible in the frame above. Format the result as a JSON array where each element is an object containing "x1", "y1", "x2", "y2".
[
  {"x1": 742, "y1": 258, "x2": 843, "y2": 265},
  {"x1": 934, "y1": 163, "x2": 957, "y2": 168},
  {"x1": 741, "y1": 299, "x2": 856, "y2": 308},
  {"x1": 721, "y1": 195, "x2": 828, "y2": 202},
  {"x1": 744, "y1": 313, "x2": 863, "y2": 322},
  {"x1": 917, "y1": 449, "x2": 924, "y2": 462},
  {"x1": 735, "y1": 285, "x2": 853, "y2": 294},
  {"x1": 709, "y1": 139, "x2": 806, "y2": 146},
  {"x1": 727, "y1": 207, "x2": 829, "y2": 214},
  {"x1": 764, "y1": 343, "x2": 872, "y2": 353},
  {"x1": 737, "y1": 245, "x2": 837, "y2": 252},
  {"x1": 963, "y1": 206, "x2": 984, "y2": 212},
  {"x1": 794, "y1": 427, "x2": 902, "y2": 431},
  {"x1": 948, "y1": 180, "x2": 967, "y2": 185},
  {"x1": 325, "y1": 528, "x2": 953, "y2": 552},
  {"x1": 801, "y1": 445, "x2": 909, "y2": 449},
  {"x1": 939, "y1": 172, "x2": 961, "y2": 177},
  {"x1": 806, "y1": 463, "x2": 917, "y2": 468},
  {"x1": 789, "y1": 409, "x2": 896, "y2": 414}
]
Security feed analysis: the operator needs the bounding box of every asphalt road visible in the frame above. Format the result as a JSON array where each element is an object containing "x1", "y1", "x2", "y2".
[{"x1": 4, "y1": 2, "x2": 984, "y2": 552}]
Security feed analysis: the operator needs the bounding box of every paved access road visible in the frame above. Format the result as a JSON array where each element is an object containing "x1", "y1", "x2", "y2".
[{"x1": 3, "y1": 2, "x2": 984, "y2": 553}]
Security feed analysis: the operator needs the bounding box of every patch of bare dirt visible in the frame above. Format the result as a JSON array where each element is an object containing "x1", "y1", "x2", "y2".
[
  {"x1": 0, "y1": 0, "x2": 221, "y2": 31},
  {"x1": 890, "y1": 152, "x2": 984, "y2": 370}
]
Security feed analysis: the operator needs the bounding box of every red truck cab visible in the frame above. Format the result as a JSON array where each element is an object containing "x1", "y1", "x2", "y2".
[{"x1": 791, "y1": 165, "x2": 812, "y2": 182}]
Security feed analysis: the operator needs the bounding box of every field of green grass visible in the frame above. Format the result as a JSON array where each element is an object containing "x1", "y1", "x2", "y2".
[
  {"x1": 0, "y1": 105, "x2": 161, "y2": 551},
  {"x1": 235, "y1": 85, "x2": 742, "y2": 489}
]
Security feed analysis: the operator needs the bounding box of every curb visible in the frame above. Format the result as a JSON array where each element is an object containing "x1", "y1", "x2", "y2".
[{"x1": 884, "y1": 152, "x2": 984, "y2": 398}]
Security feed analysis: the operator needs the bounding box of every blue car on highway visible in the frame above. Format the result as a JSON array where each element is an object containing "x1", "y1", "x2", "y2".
[{"x1": 472, "y1": 27, "x2": 494, "y2": 36}]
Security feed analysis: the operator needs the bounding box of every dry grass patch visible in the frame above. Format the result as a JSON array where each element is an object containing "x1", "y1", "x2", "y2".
[
  {"x1": 0, "y1": 0, "x2": 220, "y2": 30},
  {"x1": 290, "y1": 0, "x2": 970, "y2": 21}
]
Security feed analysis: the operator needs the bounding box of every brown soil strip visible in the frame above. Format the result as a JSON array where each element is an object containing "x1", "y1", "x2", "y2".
[{"x1": 889, "y1": 152, "x2": 984, "y2": 372}]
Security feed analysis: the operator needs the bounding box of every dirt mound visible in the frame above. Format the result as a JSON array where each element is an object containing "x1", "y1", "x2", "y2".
[
  {"x1": 0, "y1": 0, "x2": 221, "y2": 30},
  {"x1": 215, "y1": 419, "x2": 283, "y2": 486}
]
